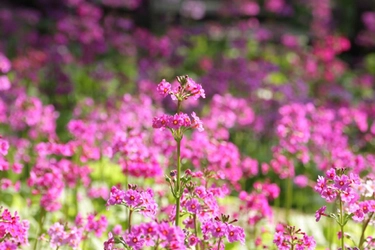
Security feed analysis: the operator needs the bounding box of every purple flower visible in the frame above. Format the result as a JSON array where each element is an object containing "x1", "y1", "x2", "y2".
[{"x1": 315, "y1": 206, "x2": 326, "y2": 222}]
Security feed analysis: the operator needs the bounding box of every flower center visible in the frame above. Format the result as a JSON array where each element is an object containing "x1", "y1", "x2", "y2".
[
  {"x1": 339, "y1": 181, "x2": 344, "y2": 186},
  {"x1": 130, "y1": 195, "x2": 135, "y2": 201},
  {"x1": 230, "y1": 231, "x2": 234, "y2": 236},
  {"x1": 132, "y1": 237, "x2": 138, "y2": 243},
  {"x1": 216, "y1": 227, "x2": 221, "y2": 233}
]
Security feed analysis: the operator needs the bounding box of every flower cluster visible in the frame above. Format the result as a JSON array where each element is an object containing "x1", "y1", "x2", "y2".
[
  {"x1": 107, "y1": 185, "x2": 158, "y2": 219},
  {"x1": 152, "y1": 112, "x2": 204, "y2": 132},
  {"x1": 157, "y1": 76, "x2": 205, "y2": 101},
  {"x1": 0, "y1": 207, "x2": 29, "y2": 248},
  {"x1": 202, "y1": 217, "x2": 245, "y2": 246},
  {"x1": 104, "y1": 222, "x2": 186, "y2": 250},
  {"x1": 273, "y1": 224, "x2": 316, "y2": 250},
  {"x1": 48, "y1": 213, "x2": 108, "y2": 249}
]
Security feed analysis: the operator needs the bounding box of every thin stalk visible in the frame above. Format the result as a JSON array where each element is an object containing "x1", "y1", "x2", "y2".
[
  {"x1": 175, "y1": 139, "x2": 182, "y2": 226},
  {"x1": 193, "y1": 214, "x2": 199, "y2": 250},
  {"x1": 33, "y1": 209, "x2": 45, "y2": 250},
  {"x1": 82, "y1": 232, "x2": 89, "y2": 250},
  {"x1": 153, "y1": 238, "x2": 159, "y2": 250},
  {"x1": 285, "y1": 177, "x2": 293, "y2": 222},
  {"x1": 359, "y1": 212, "x2": 374, "y2": 247},
  {"x1": 339, "y1": 197, "x2": 345, "y2": 250},
  {"x1": 128, "y1": 209, "x2": 133, "y2": 233},
  {"x1": 217, "y1": 237, "x2": 222, "y2": 250},
  {"x1": 174, "y1": 99, "x2": 183, "y2": 227}
]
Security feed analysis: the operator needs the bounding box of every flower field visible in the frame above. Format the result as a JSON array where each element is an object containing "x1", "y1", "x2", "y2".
[{"x1": 0, "y1": 0, "x2": 375, "y2": 249}]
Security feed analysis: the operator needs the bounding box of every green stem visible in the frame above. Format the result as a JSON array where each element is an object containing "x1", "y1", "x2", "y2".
[
  {"x1": 358, "y1": 212, "x2": 374, "y2": 248},
  {"x1": 33, "y1": 209, "x2": 45, "y2": 250},
  {"x1": 217, "y1": 237, "x2": 222, "y2": 250},
  {"x1": 153, "y1": 238, "x2": 159, "y2": 250},
  {"x1": 128, "y1": 209, "x2": 133, "y2": 233},
  {"x1": 82, "y1": 232, "x2": 89, "y2": 250},
  {"x1": 175, "y1": 139, "x2": 181, "y2": 227},
  {"x1": 286, "y1": 177, "x2": 292, "y2": 223},
  {"x1": 193, "y1": 214, "x2": 199, "y2": 250},
  {"x1": 339, "y1": 197, "x2": 345, "y2": 250}
]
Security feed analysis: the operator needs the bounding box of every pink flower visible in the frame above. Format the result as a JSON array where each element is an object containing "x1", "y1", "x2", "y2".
[
  {"x1": 125, "y1": 233, "x2": 145, "y2": 249},
  {"x1": 0, "y1": 76, "x2": 10, "y2": 91},
  {"x1": 107, "y1": 186, "x2": 125, "y2": 206},
  {"x1": 124, "y1": 189, "x2": 142, "y2": 207},
  {"x1": 334, "y1": 175, "x2": 350, "y2": 191},
  {"x1": 226, "y1": 224, "x2": 245, "y2": 245},
  {"x1": 188, "y1": 235, "x2": 199, "y2": 246},
  {"x1": 168, "y1": 114, "x2": 184, "y2": 129},
  {"x1": 191, "y1": 112, "x2": 204, "y2": 132},
  {"x1": 211, "y1": 221, "x2": 227, "y2": 238},
  {"x1": 157, "y1": 79, "x2": 171, "y2": 97},
  {"x1": 294, "y1": 175, "x2": 308, "y2": 188},
  {"x1": 315, "y1": 206, "x2": 326, "y2": 222},
  {"x1": 0, "y1": 138, "x2": 9, "y2": 156},
  {"x1": 0, "y1": 53, "x2": 11, "y2": 73},
  {"x1": 185, "y1": 198, "x2": 201, "y2": 214}
]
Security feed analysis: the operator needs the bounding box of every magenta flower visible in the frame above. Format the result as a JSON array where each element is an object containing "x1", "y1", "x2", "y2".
[
  {"x1": 314, "y1": 176, "x2": 327, "y2": 193},
  {"x1": 125, "y1": 233, "x2": 145, "y2": 250},
  {"x1": 188, "y1": 235, "x2": 199, "y2": 246},
  {"x1": 191, "y1": 112, "x2": 204, "y2": 132},
  {"x1": 326, "y1": 168, "x2": 336, "y2": 180},
  {"x1": 103, "y1": 232, "x2": 115, "y2": 250},
  {"x1": 315, "y1": 206, "x2": 327, "y2": 222},
  {"x1": 321, "y1": 188, "x2": 337, "y2": 202},
  {"x1": 334, "y1": 175, "x2": 350, "y2": 192},
  {"x1": 185, "y1": 198, "x2": 201, "y2": 214},
  {"x1": 168, "y1": 114, "x2": 184, "y2": 129},
  {"x1": 211, "y1": 221, "x2": 227, "y2": 238},
  {"x1": 107, "y1": 186, "x2": 126, "y2": 206},
  {"x1": 185, "y1": 77, "x2": 205, "y2": 100},
  {"x1": 0, "y1": 53, "x2": 11, "y2": 73},
  {"x1": 157, "y1": 79, "x2": 171, "y2": 97},
  {"x1": 124, "y1": 189, "x2": 142, "y2": 207},
  {"x1": 226, "y1": 224, "x2": 245, "y2": 245},
  {"x1": 0, "y1": 138, "x2": 9, "y2": 156}
]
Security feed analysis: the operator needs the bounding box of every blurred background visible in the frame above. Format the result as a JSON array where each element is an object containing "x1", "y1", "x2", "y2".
[{"x1": 1, "y1": 0, "x2": 375, "y2": 248}]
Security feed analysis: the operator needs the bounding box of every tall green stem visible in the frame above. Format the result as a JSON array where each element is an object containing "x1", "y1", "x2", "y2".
[
  {"x1": 174, "y1": 100, "x2": 182, "y2": 227},
  {"x1": 358, "y1": 212, "x2": 374, "y2": 248},
  {"x1": 128, "y1": 209, "x2": 133, "y2": 233},
  {"x1": 175, "y1": 139, "x2": 181, "y2": 227},
  {"x1": 33, "y1": 209, "x2": 45, "y2": 250},
  {"x1": 339, "y1": 198, "x2": 345, "y2": 250},
  {"x1": 286, "y1": 177, "x2": 292, "y2": 222},
  {"x1": 193, "y1": 214, "x2": 199, "y2": 250},
  {"x1": 217, "y1": 237, "x2": 222, "y2": 250}
]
